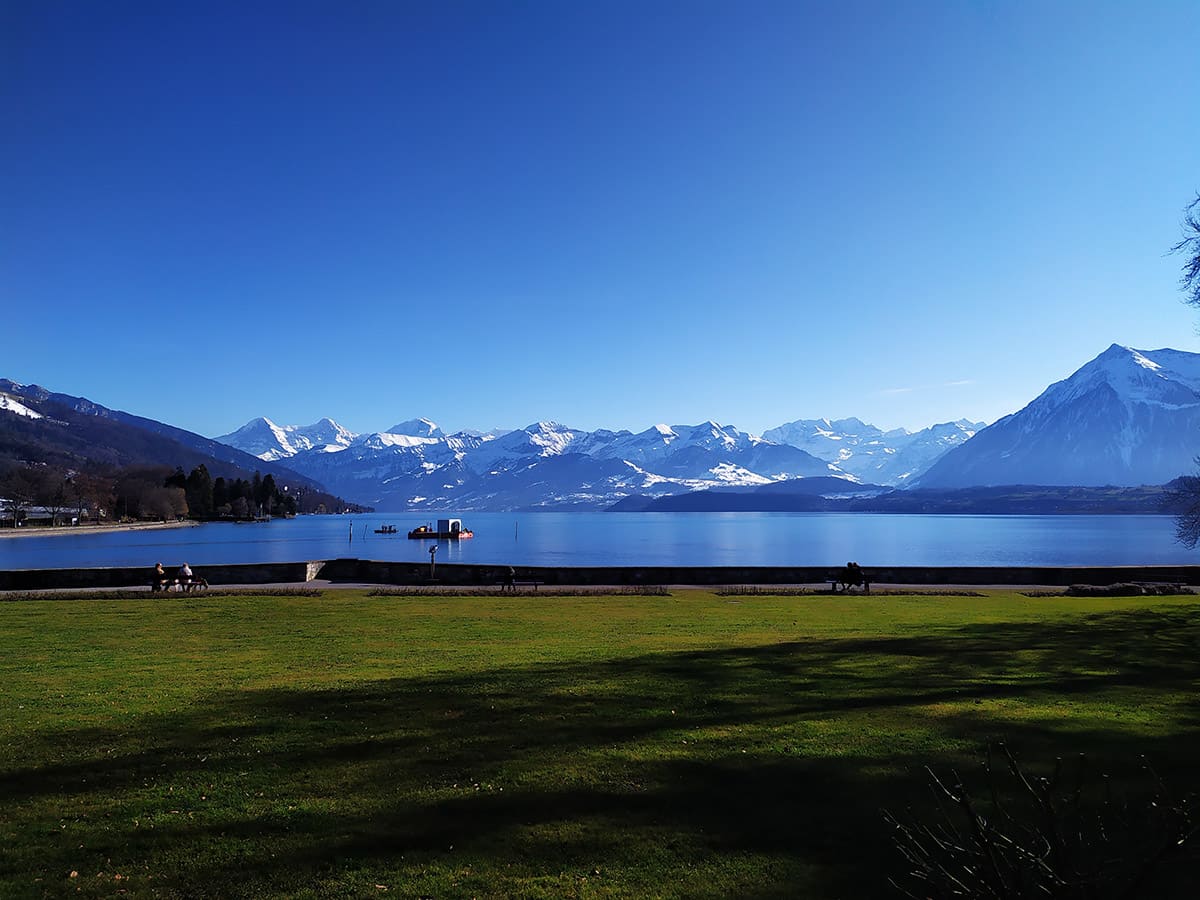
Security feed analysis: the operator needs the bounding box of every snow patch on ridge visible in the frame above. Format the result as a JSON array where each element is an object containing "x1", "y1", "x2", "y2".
[{"x1": 0, "y1": 394, "x2": 43, "y2": 419}]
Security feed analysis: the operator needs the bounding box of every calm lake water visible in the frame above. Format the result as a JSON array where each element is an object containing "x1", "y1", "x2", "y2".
[{"x1": 1, "y1": 512, "x2": 1195, "y2": 570}]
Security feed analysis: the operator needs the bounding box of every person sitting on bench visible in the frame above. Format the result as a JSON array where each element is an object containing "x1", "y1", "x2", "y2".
[{"x1": 833, "y1": 561, "x2": 869, "y2": 593}]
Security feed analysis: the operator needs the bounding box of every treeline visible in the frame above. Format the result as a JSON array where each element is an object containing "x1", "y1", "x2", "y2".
[{"x1": 0, "y1": 461, "x2": 368, "y2": 526}]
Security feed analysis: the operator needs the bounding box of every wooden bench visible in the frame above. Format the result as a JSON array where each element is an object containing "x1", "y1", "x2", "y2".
[
  {"x1": 498, "y1": 580, "x2": 545, "y2": 592},
  {"x1": 829, "y1": 567, "x2": 870, "y2": 593},
  {"x1": 150, "y1": 577, "x2": 209, "y2": 593}
]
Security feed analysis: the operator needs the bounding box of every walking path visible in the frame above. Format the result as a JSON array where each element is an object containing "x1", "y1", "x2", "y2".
[{"x1": 0, "y1": 521, "x2": 199, "y2": 539}]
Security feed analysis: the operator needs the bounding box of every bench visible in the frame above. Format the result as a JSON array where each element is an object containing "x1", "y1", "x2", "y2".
[
  {"x1": 150, "y1": 577, "x2": 208, "y2": 593},
  {"x1": 829, "y1": 567, "x2": 870, "y2": 593},
  {"x1": 497, "y1": 580, "x2": 545, "y2": 592}
]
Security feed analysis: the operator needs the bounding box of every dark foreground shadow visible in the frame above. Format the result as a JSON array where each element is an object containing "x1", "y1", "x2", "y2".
[{"x1": 3, "y1": 605, "x2": 1199, "y2": 898}]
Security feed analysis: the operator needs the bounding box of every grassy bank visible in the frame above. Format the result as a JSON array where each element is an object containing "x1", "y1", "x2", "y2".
[{"x1": 2, "y1": 590, "x2": 1197, "y2": 897}]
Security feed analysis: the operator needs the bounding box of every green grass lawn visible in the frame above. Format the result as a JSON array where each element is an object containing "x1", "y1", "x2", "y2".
[{"x1": 1, "y1": 590, "x2": 1197, "y2": 898}]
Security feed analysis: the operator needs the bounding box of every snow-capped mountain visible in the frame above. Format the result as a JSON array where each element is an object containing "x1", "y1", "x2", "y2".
[
  {"x1": 763, "y1": 417, "x2": 983, "y2": 484},
  {"x1": 214, "y1": 417, "x2": 356, "y2": 461},
  {"x1": 917, "y1": 344, "x2": 1200, "y2": 488},
  {"x1": 216, "y1": 417, "x2": 846, "y2": 511}
]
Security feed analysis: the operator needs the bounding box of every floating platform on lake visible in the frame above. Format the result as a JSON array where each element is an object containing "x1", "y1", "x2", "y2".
[{"x1": 408, "y1": 518, "x2": 474, "y2": 540}]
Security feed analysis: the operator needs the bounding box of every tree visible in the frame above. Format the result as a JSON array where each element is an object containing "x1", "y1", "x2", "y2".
[
  {"x1": 37, "y1": 468, "x2": 70, "y2": 526},
  {"x1": 1173, "y1": 193, "x2": 1200, "y2": 309},
  {"x1": 1171, "y1": 475, "x2": 1200, "y2": 549},
  {"x1": 185, "y1": 464, "x2": 214, "y2": 519},
  {"x1": 0, "y1": 467, "x2": 39, "y2": 526},
  {"x1": 144, "y1": 485, "x2": 187, "y2": 522},
  {"x1": 113, "y1": 466, "x2": 177, "y2": 521},
  {"x1": 1173, "y1": 195, "x2": 1200, "y2": 547},
  {"x1": 71, "y1": 472, "x2": 113, "y2": 524},
  {"x1": 261, "y1": 473, "x2": 277, "y2": 516}
]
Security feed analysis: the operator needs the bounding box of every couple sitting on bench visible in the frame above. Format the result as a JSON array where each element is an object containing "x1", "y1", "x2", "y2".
[
  {"x1": 152, "y1": 561, "x2": 208, "y2": 592},
  {"x1": 832, "y1": 561, "x2": 869, "y2": 593}
]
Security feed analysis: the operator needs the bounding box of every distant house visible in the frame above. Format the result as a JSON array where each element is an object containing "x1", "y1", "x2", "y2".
[{"x1": 0, "y1": 502, "x2": 100, "y2": 527}]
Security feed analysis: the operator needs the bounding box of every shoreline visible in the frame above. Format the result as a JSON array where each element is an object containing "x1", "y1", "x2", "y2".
[{"x1": 0, "y1": 520, "x2": 201, "y2": 539}]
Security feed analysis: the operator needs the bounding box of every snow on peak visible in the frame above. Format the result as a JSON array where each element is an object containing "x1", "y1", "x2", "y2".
[
  {"x1": 387, "y1": 417, "x2": 444, "y2": 438},
  {"x1": 216, "y1": 416, "x2": 356, "y2": 460},
  {"x1": 708, "y1": 462, "x2": 772, "y2": 485},
  {"x1": 0, "y1": 393, "x2": 43, "y2": 419},
  {"x1": 1042, "y1": 345, "x2": 1200, "y2": 411},
  {"x1": 364, "y1": 431, "x2": 442, "y2": 449},
  {"x1": 523, "y1": 421, "x2": 577, "y2": 455}
]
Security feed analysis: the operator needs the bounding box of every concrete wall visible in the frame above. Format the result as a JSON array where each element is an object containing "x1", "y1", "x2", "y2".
[
  {"x1": 0, "y1": 561, "x2": 313, "y2": 592},
  {"x1": 321, "y1": 562, "x2": 1200, "y2": 587},
  {"x1": 3, "y1": 559, "x2": 1198, "y2": 592}
]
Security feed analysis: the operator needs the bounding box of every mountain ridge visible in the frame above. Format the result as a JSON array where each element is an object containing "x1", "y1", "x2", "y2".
[{"x1": 917, "y1": 344, "x2": 1200, "y2": 488}]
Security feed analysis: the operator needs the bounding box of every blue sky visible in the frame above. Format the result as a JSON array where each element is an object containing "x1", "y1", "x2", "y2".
[{"x1": 3, "y1": 0, "x2": 1199, "y2": 439}]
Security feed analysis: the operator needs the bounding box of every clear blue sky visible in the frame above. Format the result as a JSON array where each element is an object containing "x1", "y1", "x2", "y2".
[{"x1": 3, "y1": 0, "x2": 1199, "y2": 438}]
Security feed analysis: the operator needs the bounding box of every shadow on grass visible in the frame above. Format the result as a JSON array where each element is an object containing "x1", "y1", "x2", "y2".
[{"x1": 3, "y1": 605, "x2": 1198, "y2": 897}]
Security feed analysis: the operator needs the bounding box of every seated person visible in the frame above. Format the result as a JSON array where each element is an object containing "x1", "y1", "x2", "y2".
[{"x1": 152, "y1": 562, "x2": 169, "y2": 592}]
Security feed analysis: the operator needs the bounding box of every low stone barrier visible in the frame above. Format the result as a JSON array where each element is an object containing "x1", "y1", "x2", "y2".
[
  {"x1": 3, "y1": 560, "x2": 1198, "y2": 592},
  {"x1": 317, "y1": 562, "x2": 1200, "y2": 588},
  {"x1": 0, "y1": 561, "x2": 313, "y2": 592}
]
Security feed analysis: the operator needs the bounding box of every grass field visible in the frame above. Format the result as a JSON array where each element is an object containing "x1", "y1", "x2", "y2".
[{"x1": 1, "y1": 590, "x2": 1197, "y2": 898}]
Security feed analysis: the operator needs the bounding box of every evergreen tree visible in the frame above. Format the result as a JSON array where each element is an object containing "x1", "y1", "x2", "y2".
[
  {"x1": 212, "y1": 476, "x2": 229, "y2": 511},
  {"x1": 261, "y1": 474, "x2": 277, "y2": 514},
  {"x1": 185, "y1": 464, "x2": 214, "y2": 518}
]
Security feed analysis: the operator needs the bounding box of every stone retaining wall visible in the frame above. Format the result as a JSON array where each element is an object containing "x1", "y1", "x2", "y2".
[
  {"x1": 0, "y1": 562, "x2": 313, "y2": 592},
  {"x1": 318, "y1": 562, "x2": 1200, "y2": 588},
  {"x1": 4, "y1": 560, "x2": 1198, "y2": 592}
]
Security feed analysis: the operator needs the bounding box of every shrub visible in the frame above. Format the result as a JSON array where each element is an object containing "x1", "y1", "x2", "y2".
[{"x1": 885, "y1": 744, "x2": 1197, "y2": 899}]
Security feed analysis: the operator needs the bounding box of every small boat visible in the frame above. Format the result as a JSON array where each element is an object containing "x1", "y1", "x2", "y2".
[
  {"x1": 408, "y1": 517, "x2": 474, "y2": 539},
  {"x1": 374, "y1": 524, "x2": 398, "y2": 534}
]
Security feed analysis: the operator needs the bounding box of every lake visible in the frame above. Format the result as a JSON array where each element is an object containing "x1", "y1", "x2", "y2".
[{"x1": 1, "y1": 512, "x2": 1195, "y2": 571}]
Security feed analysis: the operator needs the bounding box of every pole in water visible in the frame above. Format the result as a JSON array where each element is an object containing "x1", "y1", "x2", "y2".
[
  {"x1": 349, "y1": 522, "x2": 353, "y2": 543},
  {"x1": 515, "y1": 521, "x2": 518, "y2": 542}
]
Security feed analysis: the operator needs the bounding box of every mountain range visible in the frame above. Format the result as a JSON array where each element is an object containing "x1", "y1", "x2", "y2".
[
  {"x1": 5, "y1": 344, "x2": 1200, "y2": 512},
  {"x1": 762, "y1": 417, "x2": 983, "y2": 483},
  {"x1": 215, "y1": 419, "x2": 851, "y2": 512},
  {"x1": 211, "y1": 344, "x2": 1200, "y2": 511}
]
